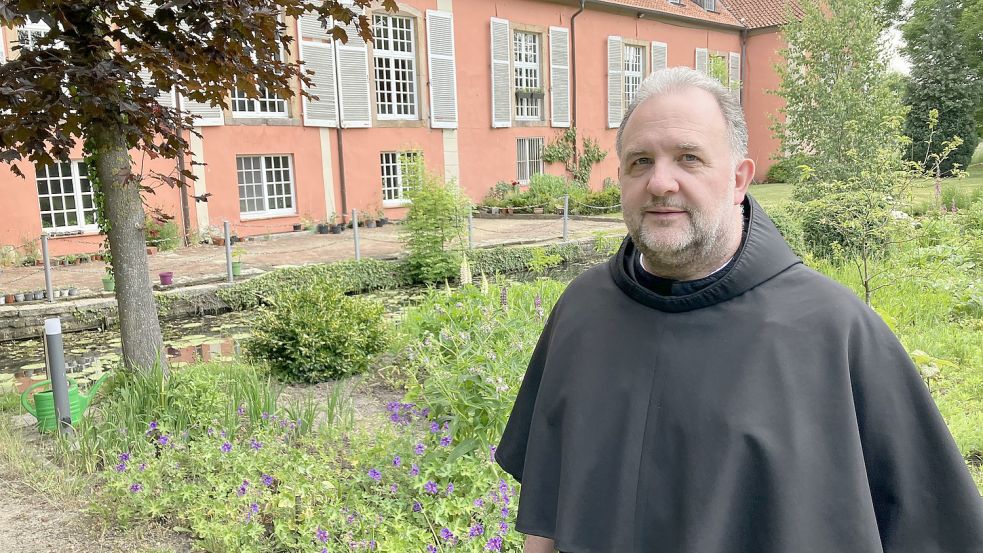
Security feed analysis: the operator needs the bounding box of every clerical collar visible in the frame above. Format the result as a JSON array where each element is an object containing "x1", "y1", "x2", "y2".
[{"x1": 629, "y1": 209, "x2": 749, "y2": 297}]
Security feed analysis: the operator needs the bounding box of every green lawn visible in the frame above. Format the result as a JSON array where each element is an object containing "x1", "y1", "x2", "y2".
[{"x1": 751, "y1": 163, "x2": 983, "y2": 212}]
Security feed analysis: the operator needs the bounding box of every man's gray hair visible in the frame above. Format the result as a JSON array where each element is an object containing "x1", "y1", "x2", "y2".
[{"x1": 615, "y1": 67, "x2": 749, "y2": 163}]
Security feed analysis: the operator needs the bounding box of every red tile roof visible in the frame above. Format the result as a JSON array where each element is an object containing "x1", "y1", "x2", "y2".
[
  {"x1": 720, "y1": 0, "x2": 804, "y2": 29},
  {"x1": 597, "y1": 0, "x2": 744, "y2": 28}
]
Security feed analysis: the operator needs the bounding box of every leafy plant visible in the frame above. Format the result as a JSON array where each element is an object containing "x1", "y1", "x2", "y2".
[
  {"x1": 245, "y1": 282, "x2": 389, "y2": 383},
  {"x1": 400, "y1": 156, "x2": 471, "y2": 283},
  {"x1": 526, "y1": 247, "x2": 562, "y2": 275},
  {"x1": 542, "y1": 127, "x2": 607, "y2": 185},
  {"x1": 145, "y1": 215, "x2": 181, "y2": 252}
]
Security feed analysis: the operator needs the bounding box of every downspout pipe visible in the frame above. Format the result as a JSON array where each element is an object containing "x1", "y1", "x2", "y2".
[
  {"x1": 570, "y1": 0, "x2": 586, "y2": 131},
  {"x1": 336, "y1": 127, "x2": 349, "y2": 224},
  {"x1": 740, "y1": 27, "x2": 748, "y2": 107}
]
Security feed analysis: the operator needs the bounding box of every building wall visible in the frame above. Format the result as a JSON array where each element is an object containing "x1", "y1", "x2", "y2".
[
  {"x1": 1, "y1": 2, "x2": 784, "y2": 255},
  {"x1": 743, "y1": 29, "x2": 786, "y2": 180}
]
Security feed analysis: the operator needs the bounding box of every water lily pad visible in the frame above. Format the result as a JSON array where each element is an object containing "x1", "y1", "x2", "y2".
[
  {"x1": 23, "y1": 362, "x2": 45, "y2": 371},
  {"x1": 230, "y1": 333, "x2": 252, "y2": 340}
]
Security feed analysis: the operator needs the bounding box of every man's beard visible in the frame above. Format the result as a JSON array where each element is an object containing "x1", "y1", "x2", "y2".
[{"x1": 625, "y1": 191, "x2": 740, "y2": 276}]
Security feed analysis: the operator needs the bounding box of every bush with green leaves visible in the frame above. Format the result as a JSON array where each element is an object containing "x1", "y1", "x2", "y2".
[
  {"x1": 764, "y1": 200, "x2": 807, "y2": 256},
  {"x1": 218, "y1": 258, "x2": 411, "y2": 311},
  {"x1": 245, "y1": 283, "x2": 388, "y2": 383},
  {"x1": 764, "y1": 154, "x2": 808, "y2": 184},
  {"x1": 399, "y1": 280, "x2": 566, "y2": 449},
  {"x1": 467, "y1": 242, "x2": 585, "y2": 276},
  {"x1": 569, "y1": 182, "x2": 621, "y2": 214},
  {"x1": 145, "y1": 215, "x2": 181, "y2": 251},
  {"x1": 401, "y1": 157, "x2": 471, "y2": 283}
]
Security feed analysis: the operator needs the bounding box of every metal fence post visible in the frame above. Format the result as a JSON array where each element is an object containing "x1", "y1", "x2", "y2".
[
  {"x1": 223, "y1": 221, "x2": 233, "y2": 283},
  {"x1": 41, "y1": 235, "x2": 53, "y2": 302},
  {"x1": 468, "y1": 209, "x2": 474, "y2": 249},
  {"x1": 352, "y1": 209, "x2": 361, "y2": 261},
  {"x1": 562, "y1": 194, "x2": 569, "y2": 242},
  {"x1": 44, "y1": 317, "x2": 73, "y2": 436}
]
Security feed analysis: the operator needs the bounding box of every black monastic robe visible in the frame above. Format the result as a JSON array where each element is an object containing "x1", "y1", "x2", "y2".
[{"x1": 496, "y1": 196, "x2": 983, "y2": 553}]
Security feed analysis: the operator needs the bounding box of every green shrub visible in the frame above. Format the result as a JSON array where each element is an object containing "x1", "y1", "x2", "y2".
[
  {"x1": 765, "y1": 154, "x2": 809, "y2": 184},
  {"x1": 245, "y1": 283, "x2": 388, "y2": 383},
  {"x1": 570, "y1": 183, "x2": 621, "y2": 215},
  {"x1": 218, "y1": 258, "x2": 411, "y2": 311},
  {"x1": 764, "y1": 200, "x2": 807, "y2": 256},
  {"x1": 401, "y1": 157, "x2": 471, "y2": 283},
  {"x1": 468, "y1": 242, "x2": 584, "y2": 276},
  {"x1": 401, "y1": 280, "x2": 567, "y2": 447},
  {"x1": 145, "y1": 216, "x2": 181, "y2": 251}
]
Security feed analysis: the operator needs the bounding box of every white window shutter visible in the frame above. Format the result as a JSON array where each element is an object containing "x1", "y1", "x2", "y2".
[
  {"x1": 181, "y1": 93, "x2": 225, "y2": 126},
  {"x1": 651, "y1": 41, "x2": 667, "y2": 74},
  {"x1": 335, "y1": 8, "x2": 371, "y2": 128},
  {"x1": 300, "y1": 41, "x2": 339, "y2": 127},
  {"x1": 490, "y1": 17, "x2": 511, "y2": 128},
  {"x1": 426, "y1": 10, "x2": 458, "y2": 129},
  {"x1": 549, "y1": 26, "x2": 570, "y2": 128},
  {"x1": 695, "y1": 47, "x2": 709, "y2": 75},
  {"x1": 607, "y1": 36, "x2": 623, "y2": 129},
  {"x1": 729, "y1": 51, "x2": 741, "y2": 94},
  {"x1": 299, "y1": 11, "x2": 333, "y2": 42},
  {"x1": 138, "y1": 68, "x2": 176, "y2": 109}
]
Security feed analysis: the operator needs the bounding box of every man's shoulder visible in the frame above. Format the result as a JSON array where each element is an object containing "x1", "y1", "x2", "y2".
[{"x1": 762, "y1": 263, "x2": 887, "y2": 330}]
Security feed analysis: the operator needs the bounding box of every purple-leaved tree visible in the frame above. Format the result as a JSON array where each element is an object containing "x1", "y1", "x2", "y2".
[{"x1": 0, "y1": 0, "x2": 394, "y2": 371}]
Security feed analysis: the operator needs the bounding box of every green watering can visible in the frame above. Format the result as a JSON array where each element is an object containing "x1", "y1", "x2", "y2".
[{"x1": 21, "y1": 374, "x2": 108, "y2": 432}]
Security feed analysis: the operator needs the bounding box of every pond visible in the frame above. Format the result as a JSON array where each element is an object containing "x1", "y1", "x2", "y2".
[{"x1": 0, "y1": 257, "x2": 608, "y2": 393}]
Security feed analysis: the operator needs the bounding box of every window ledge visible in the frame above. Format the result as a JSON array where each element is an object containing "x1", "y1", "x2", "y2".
[
  {"x1": 382, "y1": 199, "x2": 411, "y2": 208},
  {"x1": 231, "y1": 117, "x2": 300, "y2": 126},
  {"x1": 42, "y1": 228, "x2": 101, "y2": 238},
  {"x1": 240, "y1": 212, "x2": 298, "y2": 222}
]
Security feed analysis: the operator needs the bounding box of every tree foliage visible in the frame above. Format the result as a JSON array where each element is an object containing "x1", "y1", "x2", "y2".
[
  {"x1": 773, "y1": 0, "x2": 906, "y2": 198},
  {"x1": 902, "y1": 0, "x2": 981, "y2": 175},
  {"x1": 0, "y1": 0, "x2": 392, "y2": 371}
]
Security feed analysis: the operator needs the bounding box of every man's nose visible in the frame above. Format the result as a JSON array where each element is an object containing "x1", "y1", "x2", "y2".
[{"x1": 645, "y1": 160, "x2": 679, "y2": 197}]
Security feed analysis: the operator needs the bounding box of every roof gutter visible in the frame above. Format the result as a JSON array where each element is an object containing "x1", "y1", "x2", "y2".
[
  {"x1": 586, "y1": 0, "x2": 745, "y2": 31},
  {"x1": 570, "y1": 0, "x2": 586, "y2": 132}
]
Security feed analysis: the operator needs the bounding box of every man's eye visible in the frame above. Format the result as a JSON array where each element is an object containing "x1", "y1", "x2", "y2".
[
  {"x1": 632, "y1": 157, "x2": 652, "y2": 167},
  {"x1": 681, "y1": 154, "x2": 701, "y2": 163}
]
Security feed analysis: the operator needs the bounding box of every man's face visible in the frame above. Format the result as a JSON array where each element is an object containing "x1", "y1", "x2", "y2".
[{"x1": 618, "y1": 87, "x2": 753, "y2": 275}]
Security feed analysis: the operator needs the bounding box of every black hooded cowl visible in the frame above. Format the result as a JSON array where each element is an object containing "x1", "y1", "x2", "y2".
[{"x1": 495, "y1": 195, "x2": 983, "y2": 553}]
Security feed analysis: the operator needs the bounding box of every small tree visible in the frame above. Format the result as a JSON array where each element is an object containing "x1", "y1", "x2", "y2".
[
  {"x1": 773, "y1": 0, "x2": 905, "y2": 197},
  {"x1": 0, "y1": 1, "x2": 391, "y2": 372},
  {"x1": 400, "y1": 155, "x2": 471, "y2": 283},
  {"x1": 902, "y1": 0, "x2": 981, "y2": 175},
  {"x1": 541, "y1": 127, "x2": 607, "y2": 186}
]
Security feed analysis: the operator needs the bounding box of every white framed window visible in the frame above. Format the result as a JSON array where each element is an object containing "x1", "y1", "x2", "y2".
[
  {"x1": 17, "y1": 18, "x2": 50, "y2": 50},
  {"x1": 236, "y1": 155, "x2": 296, "y2": 218},
  {"x1": 381, "y1": 151, "x2": 420, "y2": 205},
  {"x1": 231, "y1": 85, "x2": 287, "y2": 117},
  {"x1": 516, "y1": 137, "x2": 544, "y2": 184},
  {"x1": 624, "y1": 44, "x2": 644, "y2": 107},
  {"x1": 373, "y1": 14, "x2": 418, "y2": 120},
  {"x1": 513, "y1": 31, "x2": 542, "y2": 120},
  {"x1": 36, "y1": 161, "x2": 98, "y2": 233}
]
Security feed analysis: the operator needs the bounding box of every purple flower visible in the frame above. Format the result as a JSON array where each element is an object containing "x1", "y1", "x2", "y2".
[
  {"x1": 138, "y1": 463, "x2": 146, "y2": 472},
  {"x1": 414, "y1": 443, "x2": 425, "y2": 455},
  {"x1": 498, "y1": 479, "x2": 509, "y2": 498},
  {"x1": 118, "y1": 452, "x2": 130, "y2": 462},
  {"x1": 250, "y1": 502, "x2": 259, "y2": 513},
  {"x1": 368, "y1": 468, "x2": 382, "y2": 482},
  {"x1": 429, "y1": 422, "x2": 440, "y2": 433},
  {"x1": 148, "y1": 421, "x2": 158, "y2": 432},
  {"x1": 421, "y1": 407, "x2": 430, "y2": 418},
  {"x1": 485, "y1": 536, "x2": 503, "y2": 551},
  {"x1": 250, "y1": 438, "x2": 262, "y2": 451},
  {"x1": 369, "y1": 540, "x2": 377, "y2": 550},
  {"x1": 237, "y1": 480, "x2": 249, "y2": 497},
  {"x1": 129, "y1": 483, "x2": 143, "y2": 493},
  {"x1": 157, "y1": 435, "x2": 169, "y2": 447},
  {"x1": 237, "y1": 404, "x2": 246, "y2": 416},
  {"x1": 499, "y1": 521, "x2": 509, "y2": 534},
  {"x1": 440, "y1": 527, "x2": 454, "y2": 541},
  {"x1": 412, "y1": 501, "x2": 422, "y2": 512},
  {"x1": 261, "y1": 474, "x2": 274, "y2": 487},
  {"x1": 392, "y1": 455, "x2": 401, "y2": 467},
  {"x1": 426, "y1": 545, "x2": 437, "y2": 553},
  {"x1": 410, "y1": 464, "x2": 420, "y2": 476},
  {"x1": 261, "y1": 411, "x2": 269, "y2": 421},
  {"x1": 316, "y1": 527, "x2": 329, "y2": 543},
  {"x1": 469, "y1": 523, "x2": 485, "y2": 537},
  {"x1": 473, "y1": 498, "x2": 484, "y2": 508},
  {"x1": 488, "y1": 445, "x2": 497, "y2": 463},
  {"x1": 501, "y1": 506, "x2": 509, "y2": 519},
  {"x1": 390, "y1": 483, "x2": 398, "y2": 493},
  {"x1": 424, "y1": 481, "x2": 438, "y2": 494},
  {"x1": 446, "y1": 483, "x2": 454, "y2": 495},
  {"x1": 439, "y1": 435, "x2": 452, "y2": 447},
  {"x1": 389, "y1": 412, "x2": 401, "y2": 423},
  {"x1": 114, "y1": 462, "x2": 127, "y2": 473}
]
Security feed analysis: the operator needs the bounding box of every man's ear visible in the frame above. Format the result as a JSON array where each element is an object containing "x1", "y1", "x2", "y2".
[{"x1": 733, "y1": 158, "x2": 755, "y2": 205}]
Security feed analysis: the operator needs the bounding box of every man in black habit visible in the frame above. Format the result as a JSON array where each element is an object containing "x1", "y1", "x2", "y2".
[{"x1": 494, "y1": 67, "x2": 983, "y2": 553}]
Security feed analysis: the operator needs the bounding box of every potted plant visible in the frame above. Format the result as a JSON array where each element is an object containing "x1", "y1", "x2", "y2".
[
  {"x1": 67, "y1": 286, "x2": 78, "y2": 297},
  {"x1": 365, "y1": 209, "x2": 377, "y2": 229},
  {"x1": 212, "y1": 234, "x2": 226, "y2": 247},
  {"x1": 316, "y1": 221, "x2": 331, "y2": 234},
  {"x1": 231, "y1": 246, "x2": 245, "y2": 276},
  {"x1": 375, "y1": 208, "x2": 388, "y2": 226},
  {"x1": 53, "y1": 289, "x2": 62, "y2": 299},
  {"x1": 102, "y1": 270, "x2": 115, "y2": 292},
  {"x1": 14, "y1": 292, "x2": 25, "y2": 302},
  {"x1": 292, "y1": 222, "x2": 303, "y2": 232},
  {"x1": 0, "y1": 294, "x2": 5, "y2": 305},
  {"x1": 4, "y1": 293, "x2": 13, "y2": 304},
  {"x1": 515, "y1": 87, "x2": 545, "y2": 102},
  {"x1": 159, "y1": 271, "x2": 174, "y2": 286}
]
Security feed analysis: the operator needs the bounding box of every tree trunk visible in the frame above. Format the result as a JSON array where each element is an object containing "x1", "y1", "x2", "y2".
[{"x1": 92, "y1": 127, "x2": 166, "y2": 373}]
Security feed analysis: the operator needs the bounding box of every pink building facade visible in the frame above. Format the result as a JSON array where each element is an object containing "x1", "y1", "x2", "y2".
[{"x1": 0, "y1": 0, "x2": 794, "y2": 256}]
